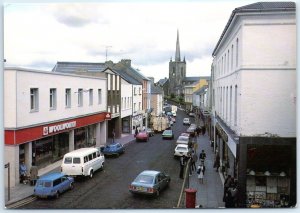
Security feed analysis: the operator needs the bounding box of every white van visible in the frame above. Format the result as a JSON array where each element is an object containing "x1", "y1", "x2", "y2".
[{"x1": 61, "y1": 148, "x2": 105, "y2": 178}]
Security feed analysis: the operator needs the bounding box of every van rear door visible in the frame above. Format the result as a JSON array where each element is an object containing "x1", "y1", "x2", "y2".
[{"x1": 62, "y1": 157, "x2": 82, "y2": 176}]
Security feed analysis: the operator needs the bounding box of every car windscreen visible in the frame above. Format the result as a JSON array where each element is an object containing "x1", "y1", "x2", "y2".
[
  {"x1": 176, "y1": 147, "x2": 188, "y2": 151},
  {"x1": 134, "y1": 175, "x2": 154, "y2": 184},
  {"x1": 178, "y1": 136, "x2": 188, "y2": 142}
]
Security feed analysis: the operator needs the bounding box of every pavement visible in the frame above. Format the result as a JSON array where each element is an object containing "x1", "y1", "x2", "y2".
[{"x1": 4, "y1": 126, "x2": 225, "y2": 209}]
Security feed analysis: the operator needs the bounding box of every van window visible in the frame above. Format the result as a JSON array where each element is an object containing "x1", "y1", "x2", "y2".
[
  {"x1": 97, "y1": 151, "x2": 100, "y2": 157},
  {"x1": 84, "y1": 156, "x2": 88, "y2": 163},
  {"x1": 93, "y1": 152, "x2": 96, "y2": 158},
  {"x1": 73, "y1": 157, "x2": 81, "y2": 164},
  {"x1": 88, "y1": 154, "x2": 93, "y2": 161},
  {"x1": 64, "y1": 157, "x2": 72, "y2": 164},
  {"x1": 53, "y1": 178, "x2": 62, "y2": 187}
]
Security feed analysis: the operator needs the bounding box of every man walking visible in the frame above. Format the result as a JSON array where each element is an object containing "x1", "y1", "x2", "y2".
[
  {"x1": 199, "y1": 149, "x2": 206, "y2": 165},
  {"x1": 179, "y1": 156, "x2": 185, "y2": 179}
]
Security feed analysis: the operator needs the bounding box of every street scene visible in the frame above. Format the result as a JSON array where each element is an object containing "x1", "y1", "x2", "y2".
[{"x1": 3, "y1": 1, "x2": 297, "y2": 210}]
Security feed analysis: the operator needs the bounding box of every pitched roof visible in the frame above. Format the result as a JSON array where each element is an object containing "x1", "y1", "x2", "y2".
[
  {"x1": 52, "y1": 61, "x2": 107, "y2": 73},
  {"x1": 112, "y1": 68, "x2": 141, "y2": 85},
  {"x1": 194, "y1": 85, "x2": 209, "y2": 95},
  {"x1": 151, "y1": 84, "x2": 163, "y2": 94},
  {"x1": 157, "y1": 78, "x2": 169, "y2": 86},
  {"x1": 212, "y1": 2, "x2": 296, "y2": 56},
  {"x1": 183, "y1": 76, "x2": 210, "y2": 82}
]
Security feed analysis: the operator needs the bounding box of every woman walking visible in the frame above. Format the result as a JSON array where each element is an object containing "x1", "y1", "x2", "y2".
[{"x1": 197, "y1": 164, "x2": 205, "y2": 184}]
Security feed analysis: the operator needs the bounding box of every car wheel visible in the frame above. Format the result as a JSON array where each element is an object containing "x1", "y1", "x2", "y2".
[
  {"x1": 70, "y1": 183, "x2": 74, "y2": 190},
  {"x1": 89, "y1": 170, "x2": 93, "y2": 179}
]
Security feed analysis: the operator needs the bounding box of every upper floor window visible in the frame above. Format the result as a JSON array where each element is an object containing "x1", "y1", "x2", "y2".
[
  {"x1": 236, "y1": 38, "x2": 239, "y2": 67},
  {"x1": 30, "y1": 88, "x2": 39, "y2": 112},
  {"x1": 78, "y1": 89, "x2": 83, "y2": 107},
  {"x1": 65, "y1": 88, "x2": 71, "y2": 108},
  {"x1": 98, "y1": 89, "x2": 102, "y2": 105},
  {"x1": 139, "y1": 88, "x2": 141, "y2": 95},
  {"x1": 89, "y1": 89, "x2": 93, "y2": 106},
  {"x1": 134, "y1": 88, "x2": 137, "y2": 95},
  {"x1": 50, "y1": 88, "x2": 57, "y2": 110}
]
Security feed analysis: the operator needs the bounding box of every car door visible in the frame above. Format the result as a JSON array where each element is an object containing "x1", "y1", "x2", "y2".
[
  {"x1": 61, "y1": 176, "x2": 69, "y2": 192},
  {"x1": 157, "y1": 173, "x2": 166, "y2": 189}
]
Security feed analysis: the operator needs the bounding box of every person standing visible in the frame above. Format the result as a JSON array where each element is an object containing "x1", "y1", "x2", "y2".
[
  {"x1": 193, "y1": 141, "x2": 198, "y2": 154},
  {"x1": 19, "y1": 161, "x2": 27, "y2": 184},
  {"x1": 223, "y1": 175, "x2": 233, "y2": 202},
  {"x1": 134, "y1": 128, "x2": 138, "y2": 137},
  {"x1": 112, "y1": 129, "x2": 115, "y2": 143},
  {"x1": 197, "y1": 164, "x2": 205, "y2": 184},
  {"x1": 30, "y1": 162, "x2": 38, "y2": 186},
  {"x1": 214, "y1": 151, "x2": 221, "y2": 172},
  {"x1": 191, "y1": 150, "x2": 197, "y2": 171},
  {"x1": 199, "y1": 149, "x2": 206, "y2": 165},
  {"x1": 179, "y1": 156, "x2": 185, "y2": 179},
  {"x1": 202, "y1": 126, "x2": 206, "y2": 135}
]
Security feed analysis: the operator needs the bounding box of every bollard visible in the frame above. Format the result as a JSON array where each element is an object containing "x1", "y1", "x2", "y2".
[{"x1": 185, "y1": 188, "x2": 197, "y2": 208}]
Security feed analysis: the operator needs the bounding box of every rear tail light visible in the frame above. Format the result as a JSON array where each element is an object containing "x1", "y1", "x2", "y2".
[
  {"x1": 147, "y1": 188, "x2": 154, "y2": 193},
  {"x1": 129, "y1": 185, "x2": 136, "y2": 190}
]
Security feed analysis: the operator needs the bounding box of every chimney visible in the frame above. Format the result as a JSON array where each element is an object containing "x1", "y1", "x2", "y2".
[
  {"x1": 105, "y1": 60, "x2": 114, "y2": 68},
  {"x1": 121, "y1": 59, "x2": 131, "y2": 67},
  {"x1": 148, "y1": 77, "x2": 155, "y2": 84}
]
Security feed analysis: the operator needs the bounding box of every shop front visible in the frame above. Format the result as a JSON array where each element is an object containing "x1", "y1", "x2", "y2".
[{"x1": 122, "y1": 116, "x2": 131, "y2": 133}]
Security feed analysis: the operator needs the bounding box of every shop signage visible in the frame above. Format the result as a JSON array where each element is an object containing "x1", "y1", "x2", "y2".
[
  {"x1": 43, "y1": 121, "x2": 77, "y2": 136},
  {"x1": 216, "y1": 123, "x2": 228, "y2": 142},
  {"x1": 105, "y1": 113, "x2": 112, "y2": 120}
]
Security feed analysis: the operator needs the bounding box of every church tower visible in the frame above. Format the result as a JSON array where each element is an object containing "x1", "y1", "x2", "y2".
[{"x1": 169, "y1": 30, "x2": 186, "y2": 96}]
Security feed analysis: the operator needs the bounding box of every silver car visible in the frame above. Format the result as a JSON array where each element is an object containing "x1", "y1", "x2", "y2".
[{"x1": 129, "y1": 170, "x2": 171, "y2": 197}]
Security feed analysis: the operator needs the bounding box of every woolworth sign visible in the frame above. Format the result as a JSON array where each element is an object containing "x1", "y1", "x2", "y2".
[{"x1": 43, "y1": 121, "x2": 77, "y2": 136}]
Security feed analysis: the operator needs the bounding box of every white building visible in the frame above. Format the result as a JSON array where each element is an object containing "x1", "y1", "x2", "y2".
[
  {"x1": 120, "y1": 78, "x2": 133, "y2": 133},
  {"x1": 211, "y1": 2, "x2": 296, "y2": 207},
  {"x1": 4, "y1": 67, "x2": 109, "y2": 187}
]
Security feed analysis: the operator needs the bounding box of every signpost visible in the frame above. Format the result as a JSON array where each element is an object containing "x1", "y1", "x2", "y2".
[{"x1": 4, "y1": 163, "x2": 10, "y2": 201}]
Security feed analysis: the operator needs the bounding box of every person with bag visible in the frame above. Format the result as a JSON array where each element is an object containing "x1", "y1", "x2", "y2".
[
  {"x1": 30, "y1": 162, "x2": 38, "y2": 186},
  {"x1": 199, "y1": 149, "x2": 206, "y2": 164},
  {"x1": 197, "y1": 164, "x2": 205, "y2": 184}
]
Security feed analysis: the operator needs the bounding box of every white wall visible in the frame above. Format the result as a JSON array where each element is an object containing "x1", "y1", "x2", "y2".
[
  {"x1": 132, "y1": 84, "x2": 143, "y2": 113},
  {"x1": 121, "y1": 78, "x2": 132, "y2": 118},
  {"x1": 4, "y1": 68, "x2": 107, "y2": 128}
]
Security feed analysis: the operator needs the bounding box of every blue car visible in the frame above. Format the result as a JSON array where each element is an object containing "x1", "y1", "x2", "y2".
[
  {"x1": 100, "y1": 143, "x2": 125, "y2": 157},
  {"x1": 34, "y1": 172, "x2": 74, "y2": 199}
]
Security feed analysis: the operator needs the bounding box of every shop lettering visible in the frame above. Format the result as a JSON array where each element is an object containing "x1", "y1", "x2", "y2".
[{"x1": 43, "y1": 121, "x2": 77, "y2": 135}]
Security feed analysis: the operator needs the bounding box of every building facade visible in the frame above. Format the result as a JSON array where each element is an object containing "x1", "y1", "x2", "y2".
[
  {"x1": 211, "y1": 2, "x2": 296, "y2": 207},
  {"x1": 4, "y1": 67, "x2": 109, "y2": 187}
]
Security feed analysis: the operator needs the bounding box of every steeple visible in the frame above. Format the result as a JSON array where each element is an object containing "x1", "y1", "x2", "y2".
[{"x1": 175, "y1": 29, "x2": 181, "y2": 62}]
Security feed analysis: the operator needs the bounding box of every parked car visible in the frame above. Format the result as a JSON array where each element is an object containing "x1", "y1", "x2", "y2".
[
  {"x1": 186, "y1": 126, "x2": 196, "y2": 137},
  {"x1": 181, "y1": 133, "x2": 190, "y2": 137},
  {"x1": 136, "y1": 131, "x2": 149, "y2": 142},
  {"x1": 34, "y1": 172, "x2": 74, "y2": 199},
  {"x1": 183, "y1": 118, "x2": 191, "y2": 125},
  {"x1": 166, "y1": 111, "x2": 173, "y2": 117},
  {"x1": 162, "y1": 129, "x2": 174, "y2": 139},
  {"x1": 174, "y1": 144, "x2": 189, "y2": 157},
  {"x1": 100, "y1": 143, "x2": 125, "y2": 157},
  {"x1": 129, "y1": 170, "x2": 171, "y2": 197},
  {"x1": 188, "y1": 112, "x2": 195, "y2": 117},
  {"x1": 146, "y1": 128, "x2": 154, "y2": 137},
  {"x1": 176, "y1": 135, "x2": 190, "y2": 145}
]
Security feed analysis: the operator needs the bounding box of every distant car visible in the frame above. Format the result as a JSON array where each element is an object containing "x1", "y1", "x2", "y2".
[
  {"x1": 176, "y1": 136, "x2": 190, "y2": 145},
  {"x1": 166, "y1": 111, "x2": 173, "y2": 117},
  {"x1": 186, "y1": 126, "x2": 196, "y2": 137},
  {"x1": 183, "y1": 118, "x2": 191, "y2": 125},
  {"x1": 100, "y1": 143, "x2": 125, "y2": 157},
  {"x1": 146, "y1": 128, "x2": 154, "y2": 137},
  {"x1": 172, "y1": 111, "x2": 177, "y2": 117},
  {"x1": 136, "y1": 131, "x2": 149, "y2": 142},
  {"x1": 162, "y1": 129, "x2": 174, "y2": 139},
  {"x1": 190, "y1": 123, "x2": 197, "y2": 129},
  {"x1": 174, "y1": 144, "x2": 189, "y2": 157},
  {"x1": 189, "y1": 112, "x2": 195, "y2": 117},
  {"x1": 34, "y1": 172, "x2": 74, "y2": 199},
  {"x1": 129, "y1": 170, "x2": 171, "y2": 197},
  {"x1": 181, "y1": 133, "x2": 190, "y2": 137}
]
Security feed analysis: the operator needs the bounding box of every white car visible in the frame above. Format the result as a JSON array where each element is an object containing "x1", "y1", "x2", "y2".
[
  {"x1": 174, "y1": 144, "x2": 189, "y2": 157},
  {"x1": 176, "y1": 136, "x2": 189, "y2": 145},
  {"x1": 183, "y1": 118, "x2": 191, "y2": 125},
  {"x1": 188, "y1": 112, "x2": 195, "y2": 117},
  {"x1": 172, "y1": 111, "x2": 177, "y2": 117}
]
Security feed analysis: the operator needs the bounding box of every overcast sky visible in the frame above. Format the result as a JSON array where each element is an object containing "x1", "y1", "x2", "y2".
[{"x1": 4, "y1": 0, "x2": 291, "y2": 82}]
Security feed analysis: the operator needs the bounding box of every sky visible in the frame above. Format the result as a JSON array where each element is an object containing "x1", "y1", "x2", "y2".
[{"x1": 3, "y1": 0, "x2": 293, "y2": 82}]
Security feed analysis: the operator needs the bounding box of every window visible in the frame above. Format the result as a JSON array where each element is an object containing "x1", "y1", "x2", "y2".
[
  {"x1": 78, "y1": 89, "x2": 83, "y2": 107},
  {"x1": 88, "y1": 154, "x2": 93, "y2": 161},
  {"x1": 98, "y1": 89, "x2": 102, "y2": 104},
  {"x1": 89, "y1": 89, "x2": 93, "y2": 106},
  {"x1": 226, "y1": 87, "x2": 228, "y2": 121},
  {"x1": 139, "y1": 102, "x2": 141, "y2": 110},
  {"x1": 231, "y1": 45, "x2": 234, "y2": 70},
  {"x1": 65, "y1": 88, "x2": 71, "y2": 108},
  {"x1": 139, "y1": 88, "x2": 141, "y2": 95},
  {"x1": 230, "y1": 86, "x2": 232, "y2": 125},
  {"x1": 236, "y1": 38, "x2": 239, "y2": 67},
  {"x1": 234, "y1": 85, "x2": 238, "y2": 126},
  {"x1": 73, "y1": 158, "x2": 80, "y2": 164},
  {"x1": 227, "y1": 50, "x2": 229, "y2": 73},
  {"x1": 134, "y1": 103, "x2": 136, "y2": 111},
  {"x1": 49, "y1": 88, "x2": 57, "y2": 110},
  {"x1": 30, "y1": 88, "x2": 39, "y2": 111},
  {"x1": 134, "y1": 88, "x2": 137, "y2": 95}
]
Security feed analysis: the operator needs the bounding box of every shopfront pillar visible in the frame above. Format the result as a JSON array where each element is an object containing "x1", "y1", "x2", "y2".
[
  {"x1": 100, "y1": 121, "x2": 107, "y2": 145},
  {"x1": 95, "y1": 123, "x2": 101, "y2": 147},
  {"x1": 69, "y1": 129, "x2": 74, "y2": 151},
  {"x1": 24, "y1": 143, "x2": 32, "y2": 170}
]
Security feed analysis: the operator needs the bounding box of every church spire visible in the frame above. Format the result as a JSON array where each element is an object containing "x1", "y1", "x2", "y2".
[{"x1": 175, "y1": 29, "x2": 181, "y2": 62}]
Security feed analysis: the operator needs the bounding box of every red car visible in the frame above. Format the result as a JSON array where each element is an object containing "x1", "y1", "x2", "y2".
[{"x1": 135, "y1": 131, "x2": 149, "y2": 142}]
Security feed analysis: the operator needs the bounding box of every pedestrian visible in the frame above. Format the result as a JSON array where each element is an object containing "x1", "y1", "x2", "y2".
[
  {"x1": 202, "y1": 126, "x2": 206, "y2": 135},
  {"x1": 197, "y1": 164, "x2": 205, "y2": 184},
  {"x1": 30, "y1": 162, "x2": 38, "y2": 186},
  {"x1": 179, "y1": 156, "x2": 185, "y2": 179},
  {"x1": 112, "y1": 129, "x2": 115, "y2": 143},
  {"x1": 134, "y1": 128, "x2": 138, "y2": 137},
  {"x1": 199, "y1": 149, "x2": 206, "y2": 165},
  {"x1": 224, "y1": 181, "x2": 237, "y2": 208},
  {"x1": 19, "y1": 161, "x2": 27, "y2": 184},
  {"x1": 223, "y1": 175, "x2": 233, "y2": 202},
  {"x1": 191, "y1": 150, "x2": 197, "y2": 171},
  {"x1": 214, "y1": 151, "x2": 220, "y2": 172},
  {"x1": 187, "y1": 153, "x2": 193, "y2": 175},
  {"x1": 196, "y1": 126, "x2": 201, "y2": 137}
]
